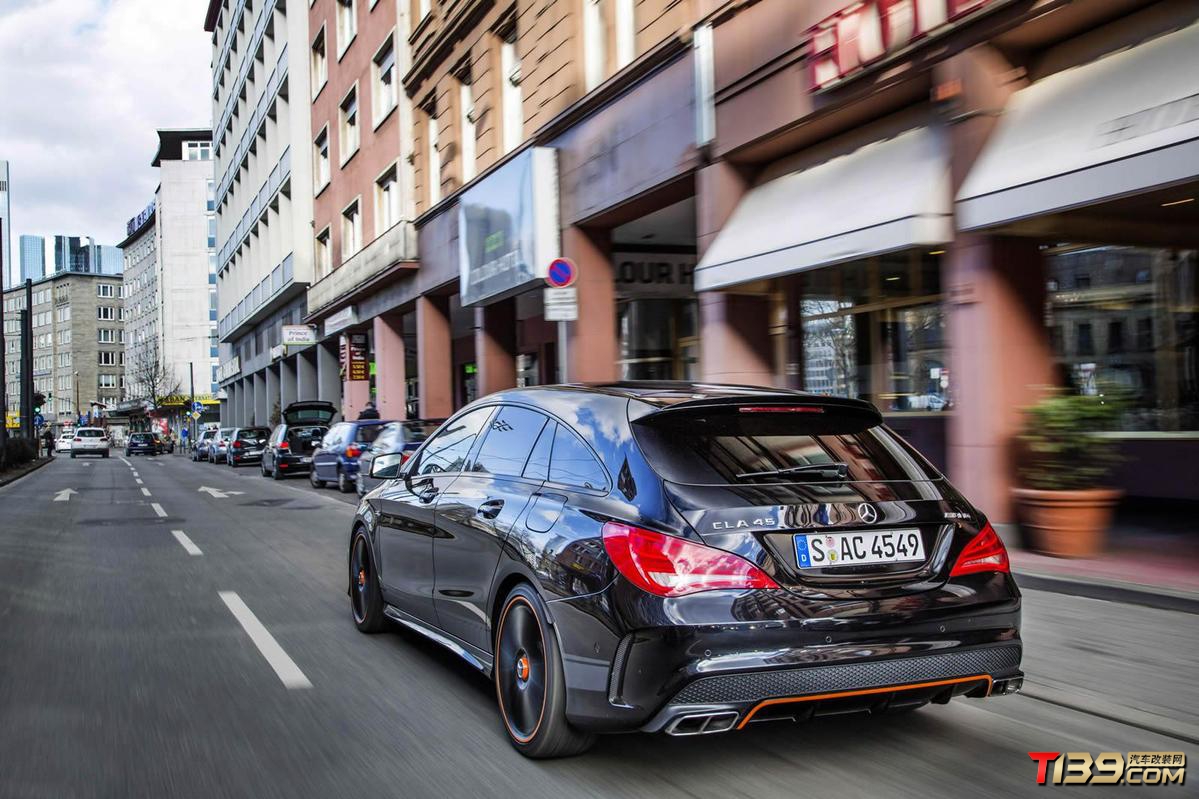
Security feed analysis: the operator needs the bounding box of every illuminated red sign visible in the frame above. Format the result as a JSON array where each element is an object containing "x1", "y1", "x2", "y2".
[{"x1": 809, "y1": 0, "x2": 996, "y2": 91}]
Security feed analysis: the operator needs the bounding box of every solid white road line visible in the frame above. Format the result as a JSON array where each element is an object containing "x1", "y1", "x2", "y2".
[
  {"x1": 170, "y1": 529, "x2": 203, "y2": 556},
  {"x1": 151, "y1": 503, "x2": 167, "y2": 518},
  {"x1": 140, "y1": 487, "x2": 152, "y2": 496},
  {"x1": 135, "y1": 478, "x2": 144, "y2": 485},
  {"x1": 218, "y1": 592, "x2": 312, "y2": 690}
]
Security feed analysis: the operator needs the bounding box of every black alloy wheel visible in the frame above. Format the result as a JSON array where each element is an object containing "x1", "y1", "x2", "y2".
[
  {"x1": 310, "y1": 468, "x2": 325, "y2": 489},
  {"x1": 494, "y1": 585, "x2": 594, "y2": 758},
  {"x1": 349, "y1": 532, "x2": 385, "y2": 632}
]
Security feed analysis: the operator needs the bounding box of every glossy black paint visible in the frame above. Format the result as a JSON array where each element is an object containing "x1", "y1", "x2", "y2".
[{"x1": 348, "y1": 383, "x2": 1022, "y2": 734}]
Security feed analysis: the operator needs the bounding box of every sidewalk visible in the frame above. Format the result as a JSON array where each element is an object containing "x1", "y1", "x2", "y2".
[{"x1": 999, "y1": 504, "x2": 1199, "y2": 613}]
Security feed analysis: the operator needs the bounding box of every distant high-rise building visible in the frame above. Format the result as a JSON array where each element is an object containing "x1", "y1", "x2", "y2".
[
  {"x1": 89, "y1": 244, "x2": 123, "y2": 275},
  {"x1": 0, "y1": 161, "x2": 10, "y2": 289},
  {"x1": 53, "y1": 235, "x2": 87, "y2": 273},
  {"x1": 19, "y1": 234, "x2": 45, "y2": 282}
]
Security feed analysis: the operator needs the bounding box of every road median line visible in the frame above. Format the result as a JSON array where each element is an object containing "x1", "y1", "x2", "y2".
[{"x1": 218, "y1": 591, "x2": 312, "y2": 690}]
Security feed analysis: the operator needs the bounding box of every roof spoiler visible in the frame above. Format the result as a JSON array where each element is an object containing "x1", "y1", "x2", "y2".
[{"x1": 634, "y1": 394, "x2": 882, "y2": 423}]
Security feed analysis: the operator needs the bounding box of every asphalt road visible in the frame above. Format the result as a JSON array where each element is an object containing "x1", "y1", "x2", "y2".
[{"x1": 0, "y1": 453, "x2": 1192, "y2": 798}]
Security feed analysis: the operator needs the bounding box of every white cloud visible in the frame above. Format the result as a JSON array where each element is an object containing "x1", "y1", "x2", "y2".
[{"x1": 0, "y1": 0, "x2": 211, "y2": 246}]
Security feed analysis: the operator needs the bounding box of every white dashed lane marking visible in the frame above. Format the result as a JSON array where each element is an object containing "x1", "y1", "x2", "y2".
[
  {"x1": 151, "y1": 503, "x2": 167, "y2": 518},
  {"x1": 170, "y1": 530, "x2": 202, "y2": 556},
  {"x1": 218, "y1": 592, "x2": 312, "y2": 690}
]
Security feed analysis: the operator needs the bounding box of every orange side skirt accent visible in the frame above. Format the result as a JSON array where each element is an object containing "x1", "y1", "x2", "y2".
[{"x1": 735, "y1": 674, "x2": 993, "y2": 729}]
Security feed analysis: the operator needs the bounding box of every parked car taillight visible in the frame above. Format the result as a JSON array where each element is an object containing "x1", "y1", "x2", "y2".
[
  {"x1": 233, "y1": 440, "x2": 244, "y2": 449},
  {"x1": 345, "y1": 445, "x2": 361, "y2": 458},
  {"x1": 278, "y1": 440, "x2": 290, "y2": 450},
  {"x1": 601, "y1": 522, "x2": 779, "y2": 597},
  {"x1": 74, "y1": 437, "x2": 82, "y2": 442},
  {"x1": 949, "y1": 522, "x2": 1010, "y2": 577}
]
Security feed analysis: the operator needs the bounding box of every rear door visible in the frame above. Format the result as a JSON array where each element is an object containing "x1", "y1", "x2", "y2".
[
  {"x1": 314, "y1": 424, "x2": 348, "y2": 480},
  {"x1": 631, "y1": 401, "x2": 966, "y2": 599},
  {"x1": 432, "y1": 405, "x2": 548, "y2": 651}
]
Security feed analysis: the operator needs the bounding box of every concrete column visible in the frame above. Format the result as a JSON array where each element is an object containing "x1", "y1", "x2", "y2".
[
  {"x1": 698, "y1": 293, "x2": 775, "y2": 386},
  {"x1": 265, "y1": 365, "x2": 280, "y2": 425},
  {"x1": 373, "y1": 313, "x2": 407, "y2": 420},
  {"x1": 297, "y1": 349, "x2": 318, "y2": 401},
  {"x1": 219, "y1": 398, "x2": 229, "y2": 427},
  {"x1": 562, "y1": 225, "x2": 618, "y2": 382},
  {"x1": 416, "y1": 295, "x2": 453, "y2": 419},
  {"x1": 253, "y1": 371, "x2": 268, "y2": 425},
  {"x1": 241, "y1": 377, "x2": 253, "y2": 427},
  {"x1": 280, "y1": 356, "x2": 298, "y2": 409},
  {"x1": 316, "y1": 340, "x2": 342, "y2": 420},
  {"x1": 475, "y1": 300, "x2": 516, "y2": 397}
]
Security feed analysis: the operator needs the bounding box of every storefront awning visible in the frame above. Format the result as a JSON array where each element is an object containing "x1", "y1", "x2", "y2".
[
  {"x1": 695, "y1": 124, "x2": 951, "y2": 291},
  {"x1": 956, "y1": 21, "x2": 1199, "y2": 231}
]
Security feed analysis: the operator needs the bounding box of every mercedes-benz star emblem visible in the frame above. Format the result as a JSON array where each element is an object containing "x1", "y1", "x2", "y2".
[{"x1": 856, "y1": 503, "x2": 879, "y2": 524}]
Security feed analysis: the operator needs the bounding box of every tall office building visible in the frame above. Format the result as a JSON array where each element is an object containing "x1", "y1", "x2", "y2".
[
  {"x1": 0, "y1": 161, "x2": 10, "y2": 289},
  {"x1": 53, "y1": 235, "x2": 87, "y2": 273},
  {"x1": 119, "y1": 129, "x2": 221, "y2": 430},
  {"x1": 204, "y1": 0, "x2": 314, "y2": 426},
  {"x1": 90, "y1": 244, "x2": 123, "y2": 275},
  {"x1": 19, "y1": 235, "x2": 45, "y2": 283}
]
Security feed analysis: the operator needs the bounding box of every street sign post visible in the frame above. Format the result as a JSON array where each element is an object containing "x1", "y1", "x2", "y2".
[
  {"x1": 192, "y1": 401, "x2": 203, "y2": 413},
  {"x1": 545, "y1": 259, "x2": 580, "y2": 381}
]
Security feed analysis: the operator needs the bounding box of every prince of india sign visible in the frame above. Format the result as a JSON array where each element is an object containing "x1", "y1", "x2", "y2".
[{"x1": 457, "y1": 147, "x2": 560, "y2": 306}]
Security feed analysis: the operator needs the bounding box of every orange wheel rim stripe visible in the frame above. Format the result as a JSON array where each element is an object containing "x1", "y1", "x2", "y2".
[
  {"x1": 736, "y1": 674, "x2": 992, "y2": 729},
  {"x1": 495, "y1": 595, "x2": 547, "y2": 744}
]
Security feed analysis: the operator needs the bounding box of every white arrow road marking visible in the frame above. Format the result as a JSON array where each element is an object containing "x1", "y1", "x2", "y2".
[
  {"x1": 218, "y1": 592, "x2": 312, "y2": 690},
  {"x1": 171, "y1": 529, "x2": 202, "y2": 556},
  {"x1": 198, "y1": 486, "x2": 245, "y2": 499},
  {"x1": 151, "y1": 503, "x2": 167, "y2": 518},
  {"x1": 53, "y1": 488, "x2": 77, "y2": 502}
]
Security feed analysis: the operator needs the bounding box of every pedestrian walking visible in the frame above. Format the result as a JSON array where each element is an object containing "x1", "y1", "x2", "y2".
[
  {"x1": 43, "y1": 428, "x2": 55, "y2": 458},
  {"x1": 358, "y1": 401, "x2": 380, "y2": 420}
]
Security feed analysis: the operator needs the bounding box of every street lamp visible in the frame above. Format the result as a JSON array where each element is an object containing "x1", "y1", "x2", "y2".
[{"x1": 73, "y1": 370, "x2": 79, "y2": 424}]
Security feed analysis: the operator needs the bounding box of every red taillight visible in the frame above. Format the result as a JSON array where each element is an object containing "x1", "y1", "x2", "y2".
[
  {"x1": 346, "y1": 445, "x2": 361, "y2": 458},
  {"x1": 400, "y1": 451, "x2": 412, "y2": 463},
  {"x1": 74, "y1": 437, "x2": 82, "y2": 442},
  {"x1": 950, "y1": 522, "x2": 1010, "y2": 578},
  {"x1": 278, "y1": 441, "x2": 290, "y2": 450},
  {"x1": 233, "y1": 440, "x2": 244, "y2": 449},
  {"x1": 601, "y1": 522, "x2": 778, "y2": 597}
]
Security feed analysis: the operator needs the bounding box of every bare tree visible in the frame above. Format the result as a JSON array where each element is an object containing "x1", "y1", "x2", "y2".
[{"x1": 129, "y1": 338, "x2": 181, "y2": 412}]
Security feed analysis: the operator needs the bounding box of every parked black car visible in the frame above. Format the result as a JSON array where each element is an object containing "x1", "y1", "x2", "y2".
[
  {"x1": 261, "y1": 401, "x2": 335, "y2": 480},
  {"x1": 355, "y1": 419, "x2": 442, "y2": 496},
  {"x1": 125, "y1": 432, "x2": 158, "y2": 457},
  {"x1": 347, "y1": 383, "x2": 1022, "y2": 758},
  {"x1": 227, "y1": 426, "x2": 271, "y2": 467}
]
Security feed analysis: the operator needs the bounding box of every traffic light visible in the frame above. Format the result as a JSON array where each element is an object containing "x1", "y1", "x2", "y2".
[{"x1": 32, "y1": 392, "x2": 45, "y2": 414}]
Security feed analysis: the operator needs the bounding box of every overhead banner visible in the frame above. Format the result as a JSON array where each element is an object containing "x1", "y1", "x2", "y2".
[{"x1": 458, "y1": 147, "x2": 560, "y2": 306}]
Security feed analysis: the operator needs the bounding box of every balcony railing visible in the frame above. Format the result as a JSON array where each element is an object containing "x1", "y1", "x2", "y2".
[
  {"x1": 215, "y1": 43, "x2": 289, "y2": 207},
  {"x1": 216, "y1": 145, "x2": 290, "y2": 271},
  {"x1": 306, "y1": 221, "x2": 418, "y2": 317}
]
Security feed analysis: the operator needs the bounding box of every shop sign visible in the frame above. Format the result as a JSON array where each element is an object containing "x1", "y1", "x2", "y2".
[
  {"x1": 810, "y1": 0, "x2": 1001, "y2": 91},
  {"x1": 613, "y1": 252, "x2": 696, "y2": 299},
  {"x1": 218, "y1": 356, "x2": 240, "y2": 382},
  {"x1": 126, "y1": 200, "x2": 155, "y2": 238},
  {"x1": 343, "y1": 333, "x2": 370, "y2": 382},
  {"x1": 324, "y1": 305, "x2": 358, "y2": 336},
  {"x1": 281, "y1": 324, "x2": 318, "y2": 347},
  {"x1": 458, "y1": 147, "x2": 560, "y2": 306},
  {"x1": 543, "y1": 287, "x2": 579, "y2": 322}
]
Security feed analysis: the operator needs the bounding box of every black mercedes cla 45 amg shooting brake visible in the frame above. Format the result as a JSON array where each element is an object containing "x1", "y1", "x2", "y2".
[{"x1": 347, "y1": 383, "x2": 1022, "y2": 758}]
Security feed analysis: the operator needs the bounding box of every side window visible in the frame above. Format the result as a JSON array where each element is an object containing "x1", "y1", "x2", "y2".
[
  {"x1": 471, "y1": 406, "x2": 547, "y2": 478},
  {"x1": 372, "y1": 425, "x2": 399, "y2": 453},
  {"x1": 522, "y1": 421, "x2": 555, "y2": 481},
  {"x1": 549, "y1": 425, "x2": 608, "y2": 490},
  {"x1": 323, "y1": 424, "x2": 345, "y2": 448},
  {"x1": 413, "y1": 407, "x2": 494, "y2": 476}
]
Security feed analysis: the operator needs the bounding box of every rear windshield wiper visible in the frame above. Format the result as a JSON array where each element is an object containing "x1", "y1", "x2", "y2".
[{"x1": 735, "y1": 462, "x2": 849, "y2": 481}]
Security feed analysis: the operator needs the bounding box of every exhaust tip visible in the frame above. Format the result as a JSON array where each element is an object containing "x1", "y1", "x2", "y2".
[
  {"x1": 664, "y1": 711, "x2": 740, "y2": 736},
  {"x1": 992, "y1": 677, "x2": 1023, "y2": 696}
]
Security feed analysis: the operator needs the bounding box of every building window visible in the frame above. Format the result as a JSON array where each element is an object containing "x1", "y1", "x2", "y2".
[
  {"x1": 57, "y1": 306, "x2": 71, "y2": 323},
  {"x1": 311, "y1": 25, "x2": 328, "y2": 96},
  {"x1": 375, "y1": 165, "x2": 400, "y2": 233},
  {"x1": 99, "y1": 374, "x2": 117, "y2": 389},
  {"x1": 336, "y1": 0, "x2": 357, "y2": 57},
  {"x1": 314, "y1": 127, "x2": 331, "y2": 191},
  {"x1": 373, "y1": 37, "x2": 397, "y2": 126},
  {"x1": 340, "y1": 85, "x2": 360, "y2": 164},
  {"x1": 98, "y1": 351, "x2": 118, "y2": 366},
  {"x1": 458, "y1": 77, "x2": 476, "y2": 182},
  {"x1": 583, "y1": 0, "x2": 606, "y2": 92},
  {"x1": 426, "y1": 109, "x2": 441, "y2": 206},
  {"x1": 97, "y1": 306, "x2": 115, "y2": 321},
  {"x1": 184, "y1": 141, "x2": 212, "y2": 161},
  {"x1": 315, "y1": 227, "x2": 332, "y2": 277},
  {"x1": 98, "y1": 328, "x2": 115, "y2": 343},
  {"x1": 206, "y1": 180, "x2": 216, "y2": 212},
  {"x1": 500, "y1": 32, "x2": 522, "y2": 154},
  {"x1": 207, "y1": 215, "x2": 216, "y2": 248},
  {"x1": 615, "y1": 0, "x2": 635, "y2": 69},
  {"x1": 342, "y1": 200, "x2": 362, "y2": 261},
  {"x1": 97, "y1": 284, "x2": 115, "y2": 298}
]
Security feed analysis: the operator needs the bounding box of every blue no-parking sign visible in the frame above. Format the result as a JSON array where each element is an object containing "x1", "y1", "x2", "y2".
[{"x1": 545, "y1": 258, "x2": 578, "y2": 288}]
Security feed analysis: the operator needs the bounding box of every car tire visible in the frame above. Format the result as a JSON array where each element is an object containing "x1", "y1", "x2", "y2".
[
  {"x1": 70, "y1": 453, "x2": 76, "y2": 459},
  {"x1": 349, "y1": 531, "x2": 386, "y2": 633},
  {"x1": 272, "y1": 464, "x2": 283, "y2": 480},
  {"x1": 494, "y1": 584, "x2": 595, "y2": 759},
  {"x1": 337, "y1": 470, "x2": 352, "y2": 493},
  {"x1": 309, "y1": 469, "x2": 325, "y2": 489}
]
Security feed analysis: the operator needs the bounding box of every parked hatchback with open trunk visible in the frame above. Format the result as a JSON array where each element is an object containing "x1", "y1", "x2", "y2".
[{"x1": 261, "y1": 401, "x2": 335, "y2": 479}]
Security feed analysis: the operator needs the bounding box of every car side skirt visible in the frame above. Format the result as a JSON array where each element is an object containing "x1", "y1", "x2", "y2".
[{"x1": 381, "y1": 604, "x2": 494, "y2": 674}]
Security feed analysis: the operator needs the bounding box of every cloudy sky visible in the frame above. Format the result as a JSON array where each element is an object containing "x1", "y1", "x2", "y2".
[{"x1": 0, "y1": 0, "x2": 211, "y2": 246}]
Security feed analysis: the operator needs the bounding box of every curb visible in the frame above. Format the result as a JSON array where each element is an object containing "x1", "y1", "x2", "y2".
[
  {"x1": 1016, "y1": 571, "x2": 1199, "y2": 615},
  {"x1": 0, "y1": 456, "x2": 54, "y2": 489}
]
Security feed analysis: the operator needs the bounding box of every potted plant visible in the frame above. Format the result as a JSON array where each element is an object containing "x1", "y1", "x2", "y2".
[{"x1": 1012, "y1": 392, "x2": 1124, "y2": 558}]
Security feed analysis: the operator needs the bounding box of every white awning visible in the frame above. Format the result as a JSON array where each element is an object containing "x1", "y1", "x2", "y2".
[
  {"x1": 695, "y1": 123, "x2": 951, "y2": 291},
  {"x1": 956, "y1": 21, "x2": 1199, "y2": 231}
]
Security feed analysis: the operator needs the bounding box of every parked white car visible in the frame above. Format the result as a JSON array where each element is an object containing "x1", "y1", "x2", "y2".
[
  {"x1": 56, "y1": 433, "x2": 74, "y2": 453},
  {"x1": 71, "y1": 427, "x2": 110, "y2": 458}
]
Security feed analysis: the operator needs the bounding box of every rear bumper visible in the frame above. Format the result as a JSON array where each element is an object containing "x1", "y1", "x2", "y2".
[
  {"x1": 229, "y1": 451, "x2": 264, "y2": 463},
  {"x1": 274, "y1": 455, "x2": 313, "y2": 472}
]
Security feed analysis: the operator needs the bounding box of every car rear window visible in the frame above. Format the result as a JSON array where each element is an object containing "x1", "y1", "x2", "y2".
[
  {"x1": 238, "y1": 427, "x2": 270, "y2": 442},
  {"x1": 355, "y1": 425, "x2": 384, "y2": 444},
  {"x1": 632, "y1": 405, "x2": 941, "y2": 485},
  {"x1": 131, "y1": 433, "x2": 152, "y2": 442},
  {"x1": 78, "y1": 429, "x2": 104, "y2": 438}
]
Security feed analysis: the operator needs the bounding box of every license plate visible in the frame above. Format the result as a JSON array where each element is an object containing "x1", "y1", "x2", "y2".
[{"x1": 795, "y1": 529, "x2": 925, "y2": 569}]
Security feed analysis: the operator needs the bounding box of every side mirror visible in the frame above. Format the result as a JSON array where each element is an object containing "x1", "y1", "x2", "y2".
[{"x1": 369, "y1": 452, "x2": 407, "y2": 480}]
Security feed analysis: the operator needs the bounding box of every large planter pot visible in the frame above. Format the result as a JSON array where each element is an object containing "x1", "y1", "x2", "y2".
[{"x1": 1011, "y1": 487, "x2": 1123, "y2": 558}]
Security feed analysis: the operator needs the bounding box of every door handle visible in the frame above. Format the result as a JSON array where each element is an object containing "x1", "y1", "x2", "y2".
[
  {"x1": 417, "y1": 484, "x2": 439, "y2": 504},
  {"x1": 477, "y1": 498, "x2": 505, "y2": 519}
]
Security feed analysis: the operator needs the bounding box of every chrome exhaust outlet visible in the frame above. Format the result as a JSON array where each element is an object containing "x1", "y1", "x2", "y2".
[
  {"x1": 992, "y1": 677, "x2": 1023, "y2": 696},
  {"x1": 664, "y1": 711, "x2": 740, "y2": 736}
]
